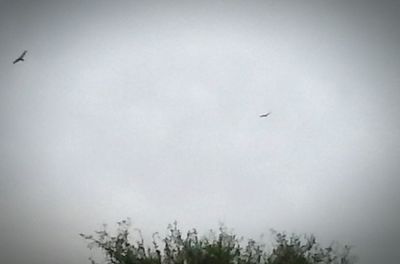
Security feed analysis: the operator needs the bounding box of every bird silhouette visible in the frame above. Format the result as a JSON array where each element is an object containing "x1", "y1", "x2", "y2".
[
  {"x1": 13, "y1": 50, "x2": 27, "y2": 64},
  {"x1": 259, "y1": 112, "x2": 271, "y2": 118}
]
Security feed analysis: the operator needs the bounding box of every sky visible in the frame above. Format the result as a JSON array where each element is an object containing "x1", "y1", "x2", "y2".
[{"x1": 0, "y1": 0, "x2": 400, "y2": 263}]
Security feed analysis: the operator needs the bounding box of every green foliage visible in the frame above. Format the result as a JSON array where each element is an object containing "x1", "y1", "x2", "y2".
[
  {"x1": 80, "y1": 219, "x2": 356, "y2": 264},
  {"x1": 266, "y1": 231, "x2": 356, "y2": 264}
]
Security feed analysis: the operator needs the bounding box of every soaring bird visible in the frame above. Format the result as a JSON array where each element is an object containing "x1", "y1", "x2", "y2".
[
  {"x1": 13, "y1": 50, "x2": 27, "y2": 64},
  {"x1": 259, "y1": 112, "x2": 271, "y2": 118}
]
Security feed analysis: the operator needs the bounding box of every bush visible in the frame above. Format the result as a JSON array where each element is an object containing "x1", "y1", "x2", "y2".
[{"x1": 80, "y1": 219, "x2": 356, "y2": 264}]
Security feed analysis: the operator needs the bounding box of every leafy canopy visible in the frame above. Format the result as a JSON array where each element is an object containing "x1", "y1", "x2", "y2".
[{"x1": 80, "y1": 219, "x2": 356, "y2": 264}]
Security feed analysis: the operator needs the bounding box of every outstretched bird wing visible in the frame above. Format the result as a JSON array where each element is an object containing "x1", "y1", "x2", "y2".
[
  {"x1": 259, "y1": 112, "x2": 271, "y2": 118},
  {"x1": 13, "y1": 50, "x2": 27, "y2": 64},
  {"x1": 20, "y1": 50, "x2": 27, "y2": 58}
]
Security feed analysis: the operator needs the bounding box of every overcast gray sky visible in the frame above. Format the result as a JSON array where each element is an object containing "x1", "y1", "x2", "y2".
[{"x1": 1, "y1": 0, "x2": 400, "y2": 263}]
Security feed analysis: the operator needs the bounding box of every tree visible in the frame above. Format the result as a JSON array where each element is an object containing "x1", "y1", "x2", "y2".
[{"x1": 80, "y1": 219, "x2": 356, "y2": 264}]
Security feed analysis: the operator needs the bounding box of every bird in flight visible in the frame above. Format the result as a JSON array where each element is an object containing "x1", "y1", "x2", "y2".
[
  {"x1": 259, "y1": 112, "x2": 271, "y2": 118},
  {"x1": 13, "y1": 50, "x2": 27, "y2": 64}
]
